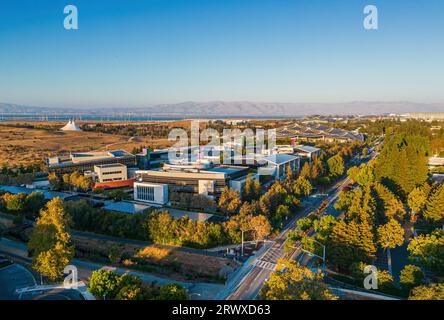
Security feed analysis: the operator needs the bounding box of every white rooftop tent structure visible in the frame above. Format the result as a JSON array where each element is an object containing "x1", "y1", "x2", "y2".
[{"x1": 61, "y1": 120, "x2": 82, "y2": 131}]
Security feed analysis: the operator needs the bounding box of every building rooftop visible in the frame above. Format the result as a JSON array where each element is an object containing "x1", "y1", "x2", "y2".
[
  {"x1": 429, "y1": 157, "x2": 444, "y2": 166},
  {"x1": 263, "y1": 154, "x2": 299, "y2": 165},
  {"x1": 294, "y1": 145, "x2": 321, "y2": 153},
  {"x1": 276, "y1": 122, "x2": 365, "y2": 142},
  {"x1": 0, "y1": 185, "x2": 77, "y2": 201},
  {"x1": 95, "y1": 163, "x2": 127, "y2": 169},
  {"x1": 164, "y1": 208, "x2": 217, "y2": 222},
  {"x1": 48, "y1": 149, "x2": 135, "y2": 168},
  {"x1": 103, "y1": 201, "x2": 150, "y2": 214},
  {"x1": 206, "y1": 166, "x2": 246, "y2": 175}
]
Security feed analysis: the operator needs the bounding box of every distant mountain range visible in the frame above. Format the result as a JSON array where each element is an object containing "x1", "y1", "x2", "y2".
[{"x1": 1, "y1": 101, "x2": 444, "y2": 117}]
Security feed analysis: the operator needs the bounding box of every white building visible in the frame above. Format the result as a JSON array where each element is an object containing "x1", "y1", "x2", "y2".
[
  {"x1": 259, "y1": 154, "x2": 300, "y2": 180},
  {"x1": 294, "y1": 145, "x2": 321, "y2": 161},
  {"x1": 134, "y1": 181, "x2": 169, "y2": 205},
  {"x1": 94, "y1": 163, "x2": 128, "y2": 183}
]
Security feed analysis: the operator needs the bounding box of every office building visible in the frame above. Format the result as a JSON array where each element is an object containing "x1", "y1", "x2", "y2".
[
  {"x1": 47, "y1": 150, "x2": 136, "y2": 174},
  {"x1": 134, "y1": 162, "x2": 252, "y2": 204}
]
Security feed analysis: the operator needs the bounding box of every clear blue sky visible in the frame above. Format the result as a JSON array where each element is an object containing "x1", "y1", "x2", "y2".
[{"x1": 0, "y1": 0, "x2": 443, "y2": 108}]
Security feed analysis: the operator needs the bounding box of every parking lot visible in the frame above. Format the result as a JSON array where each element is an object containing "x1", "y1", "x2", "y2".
[
  {"x1": 19, "y1": 288, "x2": 85, "y2": 300},
  {"x1": 0, "y1": 262, "x2": 36, "y2": 300}
]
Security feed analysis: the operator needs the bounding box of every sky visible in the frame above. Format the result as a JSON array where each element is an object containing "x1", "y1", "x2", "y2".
[{"x1": 0, "y1": 0, "x2": 443, "y2": 108}]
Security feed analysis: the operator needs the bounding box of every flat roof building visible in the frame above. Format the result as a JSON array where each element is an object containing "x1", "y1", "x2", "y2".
[
  {"x1": 94, "y1": 163, "x2": 128, "y2": 183},
  {"x1": 259, "y1": 154, "x2": 300, "y2": 180},
  {"x1": 47, "y1": 150, "x2": 136, "y2": 174},
  {"x1": 0, "y1": 185, "x2": 78, "y2": 201},
  {"x1": 134, "y1": 162, "x2": 251, "y2": 204},
  {"x1": 293, "y1": 145, "x2": 321, "y2": 160}
]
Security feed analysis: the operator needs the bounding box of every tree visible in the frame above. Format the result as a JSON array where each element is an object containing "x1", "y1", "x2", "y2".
[
  {"x1": 116, "y1": 274, "x2": 145, "y2": 300},
  {"x1": 408, "y1": 183, "x2": 432, "y2": 221},
  {"x1": 327, "y1": 154, "x2": 344, "y2": 178},
  {"x1": 48, "y1": 172, "x2": 62, "y2": 190},
  {"x1": 159, "y1": 283, "x2": 188, "y2": 300},
  {"x1": 218, "y1": 187, "x2": 241, "y2": 215},
  {"x1": 328, "y1": 220, "x2": 376, "y2": 271},
  {"x1": 32, "y1": 242, "x2": 72, "y2": 281},
  {"x1": 407, "y1": 229, "x2": 444, "y2": 274},
  {"x1": 225, "y1": 211, "x2": 271, "y2": 243},
  {"x1": 409, "y1": 283, "x2": 444, "y2": 300},
  {"x1": 292, "y1": 176, "x2": 312, "y2": 197},
  {"x1": 377, "y1": 219, "x2": 405, "y2": 250},
  {"x1": 374, "y1": 183, "x2": 406, "y2": 222},
  {"x1": 375, "y1": 132, "x2": 429, "y2": 196},
  {"x1": 108, "y1": 245, "x2": 123, "y2": 265},
  {"x1": 4, "y1": 193, "x2": 27, "y2": 214},
  {"x1": 253, "y1": 179, "x2": 262, "y2": 199},
  {"x1": 107, "y1": 189, "x2": 131, "y2": 201},
  {"x1": 313, "y1": 215, "x2": 337, "y2": 243},
  {"x1": 239, "y1": 201, "x2": 260, "y2": 217},
  {"x1": 297, "y1": 218, "x2": 313, "y2": 232},
  {"x1": 249, "y1": 215, "x2": 272, "y2": 241},
  {"x1": 242, "y1": 174, "x2": 255, "y2": 201},
  {"x1": 24, "y1": 192, "x2": 46, "y2": 219},
  {"x1": 400, "y1": 265, "x2": 425, "y2": 293},
  {"x1": 423, "y1": 184, "x2": 444, "y2": 223},
  {"x1": 260, "y1": 260, "x2": 338, "y2": 300},
  {"x1": 350, "y1": 162, "x2": 375, "y2": 187},
  {"x1": 259, "y1": 181, "x2": 289, "y2": 225},
  {"x1": 285, "y1": 163, "x2": 293, "y2": 181},
  {"x1": 28, "y1": 198, "x2": 74, "y2": 280},
  {"x1": 88, "y1": 269, "x2": 121, "y2": 299},
  {"x1": 300, "y1": 162, "x2": 311, "y2": 179}
]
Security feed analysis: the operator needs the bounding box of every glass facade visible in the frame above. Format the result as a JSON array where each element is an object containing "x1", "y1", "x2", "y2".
[{"x1": 136, "y1": 185, "x2": 155, "y2": 202}]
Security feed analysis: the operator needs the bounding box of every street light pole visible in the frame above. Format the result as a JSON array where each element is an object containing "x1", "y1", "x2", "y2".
[
  {"x1": 301, "y1": 239, "x2": 326, "y2": 269},
  {"x1": 241, "y1": 230, "x2": 244, "y2": 257}
]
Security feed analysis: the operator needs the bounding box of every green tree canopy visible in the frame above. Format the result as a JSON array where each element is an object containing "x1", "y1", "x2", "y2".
[
  {"x1": 407, "y1": 229, "x2": 444, "y2": 274},
  {"x1": 377, "y1": 219, "x2": 405, "y2": 250},
  {"x1": 409, "y1": 283, "x2": 444, "y2": 300},
  {"x1": 28, "y1": 197, "x2": 74, "y2": 280},
  {"x1": 159, "y1": 283, "x2": 188, "y2": 300},
  {"x1": 423, "y1": 184, "x2": 444, "y2": 223},
  {"x1": 399, "y1": 265, "x2": 425, "y2": 293},
  {"x1": 260, "y1": 260, "x2": 338, "y2": 300}
]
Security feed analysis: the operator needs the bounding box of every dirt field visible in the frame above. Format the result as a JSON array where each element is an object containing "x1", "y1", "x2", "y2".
[
  {"x1": 0, "y1": 118, "x2": 284, "y2": 168},
  {"x1": 0, "y1": 121, "x2": 181, "y2": 167},
  {"x1": 73, "y1": 236, "x2": 235, "y2": 282}
]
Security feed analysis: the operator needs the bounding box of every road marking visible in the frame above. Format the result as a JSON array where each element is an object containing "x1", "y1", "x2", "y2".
[{"x1": 253, "y1": 259, "x2": 277, "y2": 271}]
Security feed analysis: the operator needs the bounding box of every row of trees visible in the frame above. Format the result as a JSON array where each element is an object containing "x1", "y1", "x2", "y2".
[
  {"x1": 0, "y1": 191, "x2": 46, "y2": 219},
  {"x1": 49, "y1": 171, "x2": 93, "y2": 191},
  {"x1": 88, "y1": 269, "x2": 188, "y2": 300}
]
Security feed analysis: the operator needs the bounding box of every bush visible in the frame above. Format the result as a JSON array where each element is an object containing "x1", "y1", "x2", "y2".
[{"x1": 158, "y1": 283, "x2": 188, "y2": 300}]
